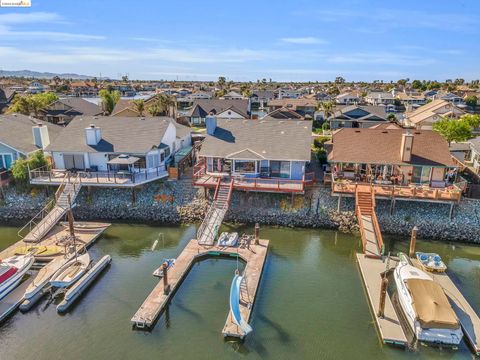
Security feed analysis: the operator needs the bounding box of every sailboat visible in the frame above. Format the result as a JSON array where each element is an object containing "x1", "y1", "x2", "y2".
[
  {"x1": 0, "y1": 254, "x2": 34, "y2": 300},
  {"x1": 394, "y1": 253, "x2": 462, "y2": 346},
  {"x1": 49, "y1": 252, "x2": 91, "y2": 288}
]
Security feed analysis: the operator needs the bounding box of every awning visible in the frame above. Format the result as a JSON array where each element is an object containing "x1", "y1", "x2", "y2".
[{"x1": 107, "y1": 154, "x2": 140, "y2": 165}]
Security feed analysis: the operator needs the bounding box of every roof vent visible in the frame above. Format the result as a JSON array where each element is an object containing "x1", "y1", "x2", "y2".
[
  {"x1": 355, "y1": 130, "x2": 361, "y2": 133},
  {"x1": 414, "y1": 131, "x2": 421, "y2": 134},
  {"x1": 281, "y1": 131, "x2": 285, "y2": 134},
  {"x1": 140, "y1": 117, "x2": 145, "y2": 120},
  {"x1": 382, "y1": 130, "x2": 388, "y2": 134}
]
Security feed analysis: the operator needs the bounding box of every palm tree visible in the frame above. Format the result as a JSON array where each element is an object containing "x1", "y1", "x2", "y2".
[
  {"x1": 156, "y1": 94, "x2": 176, "y2": 117},
  {"x1": 99, "y1": 89, "x2": 121, "y2": 115},
  {"x1": 133, "y1": 99, "x2": 145, "y2": 116},
  {"x1": 148, "y1": 103, "x2": 161, "y2": 116},
  {"x1": 317, "y1": 101, "x2": 336, "y2": 119}
]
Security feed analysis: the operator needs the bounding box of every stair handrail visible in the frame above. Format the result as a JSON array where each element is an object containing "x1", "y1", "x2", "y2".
[
  {"x1": 213, "y1": 177, "x2": 222, "y2": 200},
  {"x1": 356, "y1": 205, "x2": 368, "y2": 253},
  {"x1": 55, "y1": 173, "x2": 69, "y2": 202},
  {"x1": 371, "y1": 210, "x2": 384, "y2": 255},
  {"x1": 17, "y1": 199, "x2": 56, "y2": 239}
]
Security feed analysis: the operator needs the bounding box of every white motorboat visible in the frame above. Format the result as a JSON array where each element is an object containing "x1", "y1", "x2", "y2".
[
  {"x1": 218, "y1": 232, "x2": 239, "y2": 247},
  {"x1": 0, "y1": 254, "x2": 34, "y2": 300},
  {"x1": 394, "y1": 253, "x2": 463, "y2": 346},
  {"x1": 50, "y1": 252, "x2": 91, "y2": 288}
]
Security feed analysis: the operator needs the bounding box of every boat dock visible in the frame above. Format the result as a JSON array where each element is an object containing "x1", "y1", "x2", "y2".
[
  {"x1": 0, "y1": 276, "x2": 35, "y2": 323},
  {"x1": 356, "y1": 254, "x2": 408, "y2": 347},
  {"x1": 131, "y1": 238, "x2": 269, "y2": 338},
  {"x1": 411, "y1": 259, "x2": 480, "y2": 355}
]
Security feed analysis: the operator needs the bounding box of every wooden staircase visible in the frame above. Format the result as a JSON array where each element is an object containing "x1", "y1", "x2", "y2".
[
  {"x1": 19, "y1": 175, "x2": 82, "y2": 243},
  {"x1": 355, "y1": 185, "x2": 384, "y2": 258},
  {"x1": 197, "y1": 178, "x2": 233, "y2": 246}
]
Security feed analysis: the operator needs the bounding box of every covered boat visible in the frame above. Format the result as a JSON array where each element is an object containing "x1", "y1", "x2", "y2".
[
  {"x1": 50, "y1": 252, "x2": 91, "y2": 288},
  {"x1": 394, "y1": 253, "x2": 462, "y2": 346},
  {"x1": 416, "y1": 252, "x2": 447, "y2": 273},
  {"x1": 15, "y1": 245, "x2": 62, "y2": 258},
  {"x1": 219, "y1": 232, "x2": 238, "y2": 247},
  {"x1": 0, "y1": 254, "x2": 34, "y2": 300},
  {"x1": 152, "y1": 258, "x2": 175, "y2": 277}
]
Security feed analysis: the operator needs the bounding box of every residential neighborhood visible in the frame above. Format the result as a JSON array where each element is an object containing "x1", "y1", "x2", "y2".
[{"x1": 0, "y1": 1, "x2": 480, "y2": 360}]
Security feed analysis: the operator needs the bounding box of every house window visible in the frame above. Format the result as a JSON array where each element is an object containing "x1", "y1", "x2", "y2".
[
  {"x1": 160, "y1": 151, "x2": 165, "y2": 163},
  {"x1": 147, "y1": 153, "x2": 159, "y2": 168},
  {"x1": 0, "y1": 154, "x2": 13, "y2": 169},
  {"x1": 164, "y1": 147, "x2": 171, "y2": 158},
  {"x1": 270, "y1": 161, "x2": 290, "y2": 178},
  {"x1": 234, "y1": 160, "x2": 256, "y2": 173}
]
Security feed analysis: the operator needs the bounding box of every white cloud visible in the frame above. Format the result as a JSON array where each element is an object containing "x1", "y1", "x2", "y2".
[
  {"x1": 281, "y1": 37, "x2": 326, "y2": 44},
  {"x1": 0, "y1": 11, "x2": 62, "y2": 24}
]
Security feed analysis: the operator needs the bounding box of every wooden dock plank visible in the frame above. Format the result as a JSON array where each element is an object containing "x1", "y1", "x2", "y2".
[
  {"x1": 222, "y1": 240, "x2": 268, "y2": 338},
  {"x1": 131, "y1": 239, "x2": 269, "y2": 337},
  {"x1": 356, "y1": 254, "x2": 408, "y2": 347},
  {"x1": 411, "y1": 259, "x2": 480, "y2": 355}
]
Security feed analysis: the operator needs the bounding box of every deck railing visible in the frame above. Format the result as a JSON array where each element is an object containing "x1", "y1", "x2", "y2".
[{"x1": 332, "y1": 173, "x2": 462, "y2": 202}]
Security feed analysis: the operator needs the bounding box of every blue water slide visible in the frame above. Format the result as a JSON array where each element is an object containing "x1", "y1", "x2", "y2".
[{"x1": 229, "y1": 275, "x2": 253, "y2": 336}]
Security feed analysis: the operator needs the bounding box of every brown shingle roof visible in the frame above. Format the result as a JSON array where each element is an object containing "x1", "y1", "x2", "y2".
[{"x1": 328, "y1": 128, "x2": 455, "y2": 167}]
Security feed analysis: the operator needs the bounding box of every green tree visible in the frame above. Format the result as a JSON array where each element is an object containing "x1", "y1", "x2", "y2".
[
  {"x1": 155, "y1": 94, "x2": 176, "y2": 117},
  {"x1": 460, "y1": 114, "x2": 480, "y2": 128},
  {"x1": 411, "y1": 80, "x2": 423, "y2": 90},
  {"x1": 99, "y1": 89, "x2": 121, "y2": 115},
  {"x1": 317, "y1": 101, "x2": 336, "y2": 120},
  {"x1": 133, "y1": 99, "x2": 145, "y2": 116},
  {"x1": 465, "y1": 95, "x2": 478, "y2": 108},
  {"x1": 11, "y1": 151, "x2": 48, "y2": 183},
  {"x1": 217, "y1": 76, "x2": 226, "y2": 88},
  {"x1": 433, "y1": 117, "x2": 473, "y2": 145},
  {"x1": 8, "y1": 92, "x2": 58, "y2": 117}
]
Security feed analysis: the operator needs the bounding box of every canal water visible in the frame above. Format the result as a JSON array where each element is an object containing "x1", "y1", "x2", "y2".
[{"x1": 0, "y1": 224, "x2": 479, "y2": 360}]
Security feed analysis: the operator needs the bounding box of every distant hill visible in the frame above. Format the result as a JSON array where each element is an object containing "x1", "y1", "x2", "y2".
[{"x1": 0, "y1": 69, "x2": 109, "y2": 80}]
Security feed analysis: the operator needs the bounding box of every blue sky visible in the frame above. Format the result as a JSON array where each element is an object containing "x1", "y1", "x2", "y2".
[{"x1": 0, "y1": 0, "x2": 479, "y2": 81}]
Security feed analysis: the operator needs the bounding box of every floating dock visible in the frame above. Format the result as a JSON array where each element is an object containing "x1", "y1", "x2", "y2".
[
  {"x1": 57, "y1": 254, "x2": 112, "y2": 313},
  {"x1": 411, "y1": 259, "x2": 480, "y2": 355},
  {"x1": 356, "y1": 254, "x2": 408, "y2": 347},
  {"x1": 0, "y1": 276, "x2": 35, "y2": 323},
  {"x1": 131, "y1": 238, "x2": 269, "y2": 338}
]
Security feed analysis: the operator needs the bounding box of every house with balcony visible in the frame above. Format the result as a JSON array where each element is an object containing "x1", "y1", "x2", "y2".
[
  {"x1": 467, "y1": 137, "x2": 480, "y2": 175},
  {"x1": 326, "y1": 127, "x2": 461, "y2": 202},
  {"x1": 365, "y1": 91, "x2": 395, "y2": 106},
  {"x1": 267, "y1": 98, "x2": 317, "y2": 118},
  {"x1": 335, "y1": 92, "x2": 360, "y2": 105},
  {"x1": 29, "y1": 116, "x2": 190, "y2": 187},
  {"x1": 193, "y1": 117, "x2": 314, "y2": 193}
]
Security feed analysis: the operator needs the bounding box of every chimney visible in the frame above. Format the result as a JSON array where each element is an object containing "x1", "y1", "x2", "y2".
[
  {"x1": 205, "y1": 115, "x2": 217, "y2": 136},
  {"x1": 85, "y1": 124, "x2": 102, "y2": 145},
  {"x1": 400, "y1": 130, "x2": 414, "y2": 162},
  {"x1": 32, "y1": 123, "x2": 50, "y2": 149}
]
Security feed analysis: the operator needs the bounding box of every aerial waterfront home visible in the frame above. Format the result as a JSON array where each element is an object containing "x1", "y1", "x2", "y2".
[
  {"x1": 326, "y1": 127, "x2": 461, "y2": 202},
  {"x1": 29, "y1": 116, "x2": 190, "y2": 187},
  {"x1": 183, "y1": 99, "x2": 250, "y2": 125},
  {"x1": 328, "y1": 105, "x2": 388, "y2": 129},
  {"x1": 193, "y1": 116, "x2": 314, "y2": 193},
  {"x1": 39, "y1": 98, "x2": 103, "y2": 125},
  {"x1": 403, "y1": 99, "x2": 464, "y2": 129},
  {"x1": 0, "y1": 114, "x2": 61, "y2": 170}
]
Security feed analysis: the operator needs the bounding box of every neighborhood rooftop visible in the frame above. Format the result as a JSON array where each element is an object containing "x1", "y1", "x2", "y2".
[
  {"x1": 0, "y1": 114, "x2": 61, "y2": 154},
  {"x1": 328, "y1": 128, "x2": 455, "y2": 167},
  {"x1": 199, "y1": 118, "x2": 312, "y2": 161},
  {"x1": 46, "y1": 116, "x2": 174, "y2": 153}
]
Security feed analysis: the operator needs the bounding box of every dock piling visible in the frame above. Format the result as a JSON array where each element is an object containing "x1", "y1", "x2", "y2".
[
  {"x1": 162, "y1": 262, "x2": 170, "y2": 295},
  {"x1": 254, "y1": 223, "x2": 259, "y2": 245},
  {"x1": 409, "y1": 226, "x2": 418, "y2": 258}
]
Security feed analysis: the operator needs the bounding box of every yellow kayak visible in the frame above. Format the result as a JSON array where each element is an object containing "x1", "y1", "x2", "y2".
[{"x1": 15, "y1": 245, "x2": 62, "y2": 257}]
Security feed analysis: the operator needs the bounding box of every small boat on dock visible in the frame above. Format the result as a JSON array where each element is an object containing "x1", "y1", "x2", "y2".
[
  {"x1": 0, "y1": 254, "x2": 34, "y2": 300},
  {"x1": 61, "y1": 222, "x2": 110, "y2": 233},
  {"x1": 15, "y1": 245, "x2": 62, "y2": 258},
  {"x1": 218, "y1": 232, "x2": 239, "y2": 247},
  {"x1": 152, "y1": 259, "x2": 175, "y2": 277},
  {"x1": 50, "y1": 252, "x2": 91, "y2": 288},
  {"x1": 394, "y1": 253, "x2": 462, "y2": 346},
  {"x1": 416, "y1": 252, "x2": 447, "y2": 273},
  {"x1": 57, "y1": 255, "x2": 112, "y2": 313}
]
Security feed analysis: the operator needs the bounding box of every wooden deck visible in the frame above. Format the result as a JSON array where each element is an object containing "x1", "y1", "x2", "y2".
[
  {"x1": 29, "y1": 169, "x2": 168, "y2": 188},
  {"x1": 194, "y1": 174, "x2": 310, "y2": 193},
  {"x1": 131, "y1": 239, "x2": 269, "y2": 338},
  {"x1": 356, "y1": 254, "x2": 408, "y2": 347},
  {"x1": 333, "y1": 182, "x2": 461, "y2": 202},
  {"x1": 411, "y1": 259, "x2": 480, "y2": 355}
]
